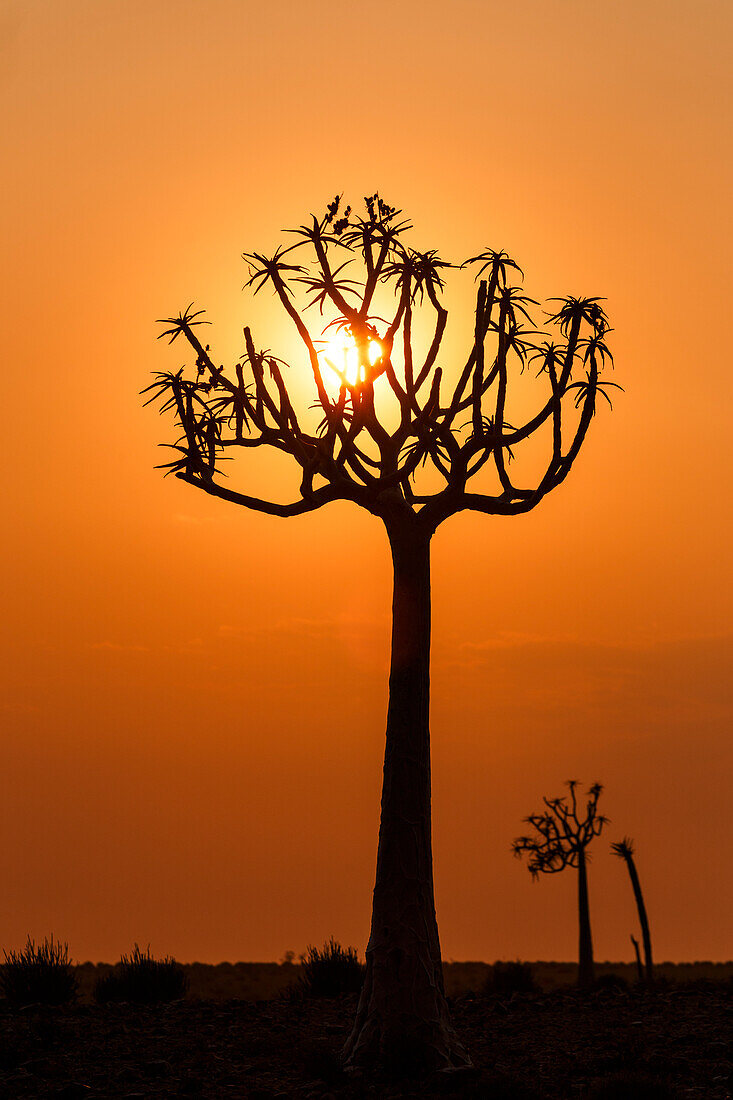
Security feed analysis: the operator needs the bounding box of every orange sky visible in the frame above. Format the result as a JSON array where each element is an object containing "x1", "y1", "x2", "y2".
[{"x1": 2, "y1": 0, "x2": 732, "y2": 964}]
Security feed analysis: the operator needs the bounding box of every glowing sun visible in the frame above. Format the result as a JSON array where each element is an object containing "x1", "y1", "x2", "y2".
[{"x1": 321, "y1": 330, "x2": 382, "y2": 388}]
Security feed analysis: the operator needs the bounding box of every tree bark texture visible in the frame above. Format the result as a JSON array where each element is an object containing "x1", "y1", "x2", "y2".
[
  {"x1": 343, "y1": 514, "x2": 469, "y2": 1072},
  {"x1": 577, "y1": 849, "x2": 594, "y2": 989}
]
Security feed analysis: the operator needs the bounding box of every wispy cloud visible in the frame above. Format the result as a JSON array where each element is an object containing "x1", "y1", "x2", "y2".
[
  {"x1": 218, "y1": 614, "x2": 386, "y2": 640},
  {"x1": 455, "y1": 630, "x2": 575, "y2": 653},
  {"x1": 89, "y1": 638, "x2": 205, "y2": 654}
]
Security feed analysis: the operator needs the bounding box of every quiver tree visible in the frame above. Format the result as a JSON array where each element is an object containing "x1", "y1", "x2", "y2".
[
  {"x1": 612, "y1": 837, "x2": 653, "y2": 986},
  {"x1": 145, "y1": 195, "x2": 617, "y2": 1071},
  {"x1": 513, "y1": 780, "x2": 608, "y2": 989}
]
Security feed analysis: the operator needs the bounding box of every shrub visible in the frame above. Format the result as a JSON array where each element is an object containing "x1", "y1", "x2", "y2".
[
  {"x1": 0, "y1": 936, "x2": 78, "y2": 1006},
  {"x1": 94, "y1": 944, "x2": 189, "y2": 1004},
  {"x1": 483, "y1": 960, "x2": 538, "y2": 995},
  {"x1": 298, "y1": 938, "x2": 365, "y2": 998}
]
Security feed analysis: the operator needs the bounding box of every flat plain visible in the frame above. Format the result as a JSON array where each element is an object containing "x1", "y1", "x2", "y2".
[
  {"x1": 2, "y1": 963, "x2": 732, "y2": 1098},
  {"x1": 70, "y1": 959, "x2": 733, "y2": 1002}
]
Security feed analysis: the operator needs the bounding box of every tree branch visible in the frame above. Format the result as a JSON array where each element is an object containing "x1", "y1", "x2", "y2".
[{"x1": 175, "y1": 472, "x2": 366, "y2": 517}]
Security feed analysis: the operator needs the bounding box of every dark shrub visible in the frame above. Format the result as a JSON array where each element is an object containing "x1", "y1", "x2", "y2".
[
  {"x1": 0, "y1": 936, "x2": 78, "y2": 1006},
  {"x1": 94, "y1": 944, "x2": 189, "y2": 1004},
  {"x1": 298, "y1": 938, "x2": 365, "y2": 997},
  {"x1": 483, "y1": 961, "x2": 538, "y2": 995}
]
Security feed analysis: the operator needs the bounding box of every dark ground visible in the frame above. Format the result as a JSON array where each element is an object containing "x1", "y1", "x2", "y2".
[{"x1": 1, "y1": 984, "x2": 732, "y2": 1099}]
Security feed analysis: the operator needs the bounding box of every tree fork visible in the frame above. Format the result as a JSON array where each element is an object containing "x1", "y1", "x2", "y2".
[{"x1": 148, "y1": 195, "x2": 617, "y2": 1074}]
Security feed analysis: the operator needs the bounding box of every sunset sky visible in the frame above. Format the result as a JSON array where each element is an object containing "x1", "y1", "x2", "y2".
[{"x1": 3, "y1": 0, "x2": 732, "y2": 965}]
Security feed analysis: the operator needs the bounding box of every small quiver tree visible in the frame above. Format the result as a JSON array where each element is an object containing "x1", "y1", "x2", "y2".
[
  {"x1": 513, "y1": 781, "x2": 608, "y2": 989},
  {"x1": 612, "y1": 837, "x2": 653, "y2": 986},
  {"x1": 146, "y1": 195, "x2": 616, "y2": 1071}
]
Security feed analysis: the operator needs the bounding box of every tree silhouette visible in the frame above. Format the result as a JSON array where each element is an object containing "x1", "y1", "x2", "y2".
[
  {"x1": 630, "y1": 933, "x2": 644, "y2": 983},
  {"x1": 513, "y1": 781, "x2": 608, "y2": 989},
  {"x1": 612, "y1": 837, "x2": 654, "y2": 985},
  {"x1": 145, "y1": 195, "x2": 617, "y2": 1070}
]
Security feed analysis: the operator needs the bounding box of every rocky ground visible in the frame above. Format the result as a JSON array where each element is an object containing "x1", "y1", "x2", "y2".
[{"x1": 1, "y1": 983, "x2": 731, "y2": 1099}]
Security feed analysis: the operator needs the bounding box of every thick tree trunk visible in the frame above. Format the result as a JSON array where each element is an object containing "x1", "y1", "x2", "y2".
[
  {"x1": 577, "y1": 849, "x2": 594, "y2": 990},
  {"x1": 626, "y1": 855, "x2": 653, "y2": 985},
  {"x1": 343, "y1": 512, "x2": 470, "y2": 1073}
]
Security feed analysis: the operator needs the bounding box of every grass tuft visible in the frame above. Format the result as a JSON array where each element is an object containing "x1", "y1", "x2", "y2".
[
  {"x1": 94, "y1": 944, "x2": 189, "y2": 1004},
  {"x1": 0, "y1": 935, "x2": 78, "y2": 1006},
  {"x1": 298, "y1": 937, "x2": 365, "y2": 998}
]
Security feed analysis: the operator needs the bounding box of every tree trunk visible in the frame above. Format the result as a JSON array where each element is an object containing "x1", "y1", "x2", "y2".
[
  {"x1": 626, "y1": 854, "x2": 654, "y2": 985},
  {"x1": 630, "y1": 934, "x2": 644, "y2": 984},
  {"x1": 577, "y1": 849, "x2": 594, "y2": 990},
  {"x1": 343, "y1": 512, "x2": 470, "y2": 1073}
]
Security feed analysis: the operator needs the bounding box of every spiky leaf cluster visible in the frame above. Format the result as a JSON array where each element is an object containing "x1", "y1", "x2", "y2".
[
  {"x1": 145, "y1": 195, "x2": 619, "y2": 529},
  {"x1": 611, "y1": 836, "x2": 635, "y2": 860}
]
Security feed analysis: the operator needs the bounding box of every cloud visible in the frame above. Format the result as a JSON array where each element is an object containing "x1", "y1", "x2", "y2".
[
  {"x1": 435, "y1": 633, "x2": 733, "y2": 743},
  {"x1": 89, "y1": 638, "x2": 207, "y2": 654},
  {"x1": 455, "y1": 630, "x2": 576, "y2": 654},
  {"x1": 218, "y1": 614, "x2": 386, "y2": 640}
]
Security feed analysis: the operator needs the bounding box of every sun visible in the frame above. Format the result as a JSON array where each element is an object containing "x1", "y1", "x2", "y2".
[{"x1": 320, "y1": 329, "x2": 382, "y2": 388}]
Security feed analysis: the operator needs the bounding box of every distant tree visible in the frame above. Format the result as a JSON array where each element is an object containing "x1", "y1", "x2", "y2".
[
  {"x1": 513, "y1": 781, "x2": 608, "y2": 989},
  {"x1": 146, "y1": 195, "x2": 617, "y2": 1070},
  {"x1": 630, "y1": 933, "x2": 644, "y2": 983},
  {"x1": 612, "y1": 837, "x2": 653, "y2": 985}
]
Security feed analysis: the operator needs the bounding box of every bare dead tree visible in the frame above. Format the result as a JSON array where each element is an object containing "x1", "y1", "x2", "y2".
[
  {"x1": 612, "y1": 837, "x2": 654, "y2": 986},
  {"x1": 630, "y1": 933, "x2": 644, "y2": 983},
  {"x1": 145, "y1": 195, "x2": 618, "y2": 1071},
  {"x1": 513, "y1": 781, "x2": 608, "y2": 990}
]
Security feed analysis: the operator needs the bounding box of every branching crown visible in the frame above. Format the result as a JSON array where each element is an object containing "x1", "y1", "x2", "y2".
[{"x1": 145, "y1": 195, "x2": 619, "y2": 532}]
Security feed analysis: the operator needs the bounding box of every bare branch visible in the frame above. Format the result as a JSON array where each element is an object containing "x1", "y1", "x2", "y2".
[
  {"x1": 175, "y1": 471, "x2": 366, "y2": 517},
  {"x1": 513, "y1": 781, "x2": 607, "y2": 876},
  {"x1": 148, "y1": 196, "x2": 616, "y2": 533}
]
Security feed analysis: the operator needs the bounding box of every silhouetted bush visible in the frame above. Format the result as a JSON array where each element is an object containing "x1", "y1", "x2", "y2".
[
  {"x1": 483, "y1": 961, "x2": 538, "y2": 995},
  {"x1": 94, "y1": 944, "x2": 189, "y2": 1004},
  {"x1": 298, "y1": 938, "x2": 365, "y2": 997},
  {"x1": 0, "y1": 936, "x2": 78, "y2": 1006}
]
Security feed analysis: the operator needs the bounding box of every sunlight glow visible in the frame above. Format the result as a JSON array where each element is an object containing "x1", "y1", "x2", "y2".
[{"x1": 321, "y1": 330, "x2": 382, "y2": 388}]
